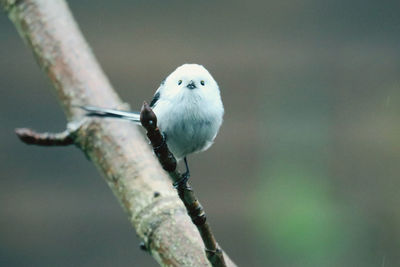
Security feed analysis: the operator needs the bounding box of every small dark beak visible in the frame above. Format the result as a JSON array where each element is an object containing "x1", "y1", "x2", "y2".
[{"x1": 186, "y1": 80, "x2": 196, "y2": 90}]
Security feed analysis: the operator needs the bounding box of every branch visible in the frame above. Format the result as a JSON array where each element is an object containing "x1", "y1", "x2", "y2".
[
  {"x1": 14, "y1": 120, "x2": 84, "y2": 145},
  {"x1": 1, "y1": 0, "x2": 236, "y2": 266},
  {"x1": 15, "y1": 128, "x2": 74, "y2": 146},
  {"x1": 140, "y1": 102, "x2": 227, "y2": 267}
]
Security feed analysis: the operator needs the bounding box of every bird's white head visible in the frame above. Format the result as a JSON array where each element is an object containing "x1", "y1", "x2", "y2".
[{"x1": 162, "y1": 64, "x2": 220, "y2": 102}]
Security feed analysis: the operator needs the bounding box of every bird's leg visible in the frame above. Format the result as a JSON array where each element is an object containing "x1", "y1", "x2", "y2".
[
  {"x1": 173, "y1": 156, "x2": 190, "y2": 188},
  {"x1": 183, "y1": 156, "x2": 190, "y2": 180}
]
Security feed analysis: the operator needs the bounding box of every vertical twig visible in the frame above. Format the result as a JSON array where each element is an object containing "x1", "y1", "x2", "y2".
[{"x1": 140, "y1": 102, "x2": 227, "y2": 267}]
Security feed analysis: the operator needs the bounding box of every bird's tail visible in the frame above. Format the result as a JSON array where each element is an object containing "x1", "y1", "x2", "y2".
[{"x1": 79, "y1": 106, "x2": 141, "y2": 123}]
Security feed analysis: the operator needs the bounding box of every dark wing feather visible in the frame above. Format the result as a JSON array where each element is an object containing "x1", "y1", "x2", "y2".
[
  {"x1": 150, "y1": 91, "x2": 160, "y2": 108},
  {"x1": 150, "y1": 80, "x2": 165, "y2": 108}
]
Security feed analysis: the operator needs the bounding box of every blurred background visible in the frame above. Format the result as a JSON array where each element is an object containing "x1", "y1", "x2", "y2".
[{"x1": 1, "y1": 0, "x2": 399, "y2": 266}]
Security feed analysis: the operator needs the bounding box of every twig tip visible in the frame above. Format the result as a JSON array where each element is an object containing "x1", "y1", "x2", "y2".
[
  {"x1": 140, "y1": 102, "x2": 157, "y2": 129},
  {"x1": 15, "y1": 128, "x2": 36, "y2": 144}
]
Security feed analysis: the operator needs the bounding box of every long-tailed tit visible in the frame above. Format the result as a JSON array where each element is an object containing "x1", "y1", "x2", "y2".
[{"x1": 81, "y1": 64, "x2": 224, "y2": 186}]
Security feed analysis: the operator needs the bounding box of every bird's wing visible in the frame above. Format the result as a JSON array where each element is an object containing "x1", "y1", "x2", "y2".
[
  {"x1": 149, "y1": 91, "x2": 160, "y2": 108},
  {"x1": 150, "y1": 80, "x2": 165, "y2": 108}
]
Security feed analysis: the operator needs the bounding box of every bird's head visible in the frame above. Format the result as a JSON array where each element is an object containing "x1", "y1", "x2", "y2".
[{"x1": 162, "y1": 64, "x2": 220, "y2": 101}]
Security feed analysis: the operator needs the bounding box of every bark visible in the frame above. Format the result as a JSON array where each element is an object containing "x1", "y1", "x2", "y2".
[{"x1": 2, "y1": 0, "x2": 236, "y2": 266}]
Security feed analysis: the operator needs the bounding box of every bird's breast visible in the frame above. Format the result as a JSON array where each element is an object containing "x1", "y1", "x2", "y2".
[{"x1": 155, "y1": 99, "x2": 222, "y2": 159}]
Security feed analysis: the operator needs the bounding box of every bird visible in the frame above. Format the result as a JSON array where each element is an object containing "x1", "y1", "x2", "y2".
[{"x1": 80, "y1": 64, "x2": 224, "y2": 186}]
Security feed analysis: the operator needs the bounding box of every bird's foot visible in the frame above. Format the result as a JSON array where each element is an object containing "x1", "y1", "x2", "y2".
[{"x1": 173, "y1": 171, "x2": 190, "y2": 189}]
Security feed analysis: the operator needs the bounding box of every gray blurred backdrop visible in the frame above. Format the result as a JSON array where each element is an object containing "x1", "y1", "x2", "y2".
[{"x1": 1, "y1": 0, "x2": 400, "y2": 266}]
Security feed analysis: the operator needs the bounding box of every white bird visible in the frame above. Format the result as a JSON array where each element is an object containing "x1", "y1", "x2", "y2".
[{"x1": 81, "y1": 64, "x2": 224, "y2": 186}]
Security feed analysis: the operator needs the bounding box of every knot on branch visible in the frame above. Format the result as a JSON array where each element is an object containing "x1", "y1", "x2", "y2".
[
  {"x1": 206, "y1": 248, "x2": 225, "y2": 266},
  {"x1": 187, "y1": 201, "x2": 207, "y2": 226}
]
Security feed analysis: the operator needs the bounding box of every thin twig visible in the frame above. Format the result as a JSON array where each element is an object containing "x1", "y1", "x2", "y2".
[
  {"x1": 15, "y1": 128, "x2": 75, "y2": 146},
  {"x1": 140, "y1": 102, "x2": 227, "y2": 267},
  {"x1": 14, "y1": 120, "x2": 84, "y2": 146}
]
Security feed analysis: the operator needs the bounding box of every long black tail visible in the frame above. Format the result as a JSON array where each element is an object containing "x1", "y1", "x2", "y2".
[{"x1": 79, "y1": 106, "x2": 141, "y2": 123}]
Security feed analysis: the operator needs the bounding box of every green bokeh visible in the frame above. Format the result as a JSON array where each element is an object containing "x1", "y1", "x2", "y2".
[{"x1": 251, "y1": 164, "x2": 363, "y2": 266}]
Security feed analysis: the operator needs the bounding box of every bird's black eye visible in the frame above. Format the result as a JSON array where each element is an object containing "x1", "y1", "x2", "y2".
[
  {"x1": 178, "y1": 80, "x2": 182, "y2": 85},
  {"x1": 200, "y1": 80, "x2": 205, "y2": 86}
]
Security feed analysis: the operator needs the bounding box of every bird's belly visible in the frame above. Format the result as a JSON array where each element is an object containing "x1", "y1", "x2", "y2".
[{"x1": 161, "y1": 117, "x2": 217, "y2": 159}]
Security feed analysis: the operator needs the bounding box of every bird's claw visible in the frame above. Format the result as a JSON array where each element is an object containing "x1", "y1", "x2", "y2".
[{"x1": 173, "y1": 171, "x2": 190, "y2": 189}]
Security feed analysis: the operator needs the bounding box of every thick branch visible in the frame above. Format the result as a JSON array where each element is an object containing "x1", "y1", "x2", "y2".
[
  {"x1": 140, "y1": 102, "x2": 227, "y2": 267},
  {"x1": 2, "y1": 0, "x2": 236, "y2": 266}
]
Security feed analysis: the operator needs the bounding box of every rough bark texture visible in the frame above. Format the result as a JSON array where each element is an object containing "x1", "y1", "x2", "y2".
[{"x1": 1, "y1": 0, "x2": 236, "y2": 266}]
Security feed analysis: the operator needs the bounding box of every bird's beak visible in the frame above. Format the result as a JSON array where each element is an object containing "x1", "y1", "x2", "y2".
[{"x1": 186, "y1": 80, "x2": 197, "y2": 90}]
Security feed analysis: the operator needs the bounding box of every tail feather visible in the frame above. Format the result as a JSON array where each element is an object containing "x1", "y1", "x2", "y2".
[{"x1": 79, "y1": 106, "x2": 140, "y2": 122}]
